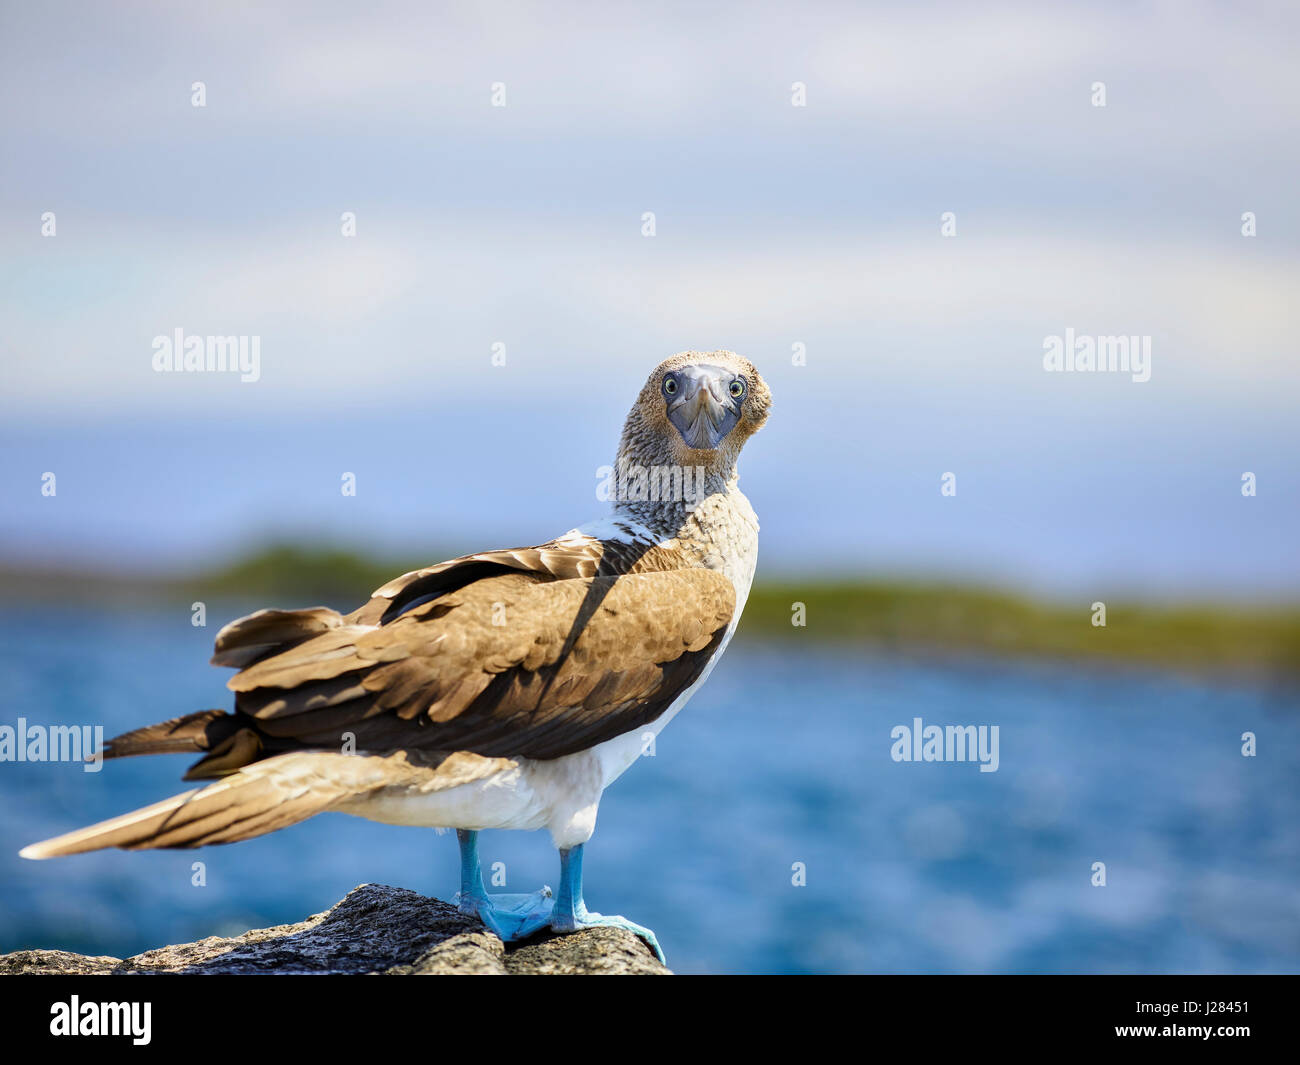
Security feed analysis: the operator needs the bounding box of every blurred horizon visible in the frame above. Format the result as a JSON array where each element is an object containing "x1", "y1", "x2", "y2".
[{"x1": 3, "y1": 398, "x2": 1297, "y2": 606}]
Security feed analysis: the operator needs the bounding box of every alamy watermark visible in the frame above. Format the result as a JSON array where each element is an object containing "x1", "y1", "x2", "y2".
[
  {"x1": 596, "y1": 461, "x2": 708, "y2": 507},
  {"x1": 890, "y1": 717, "x2": 1000, "y2": 773},
  {"x1": 1043, "y1": 328, "x2": 1150, "y2": 383},
  {"x1": 50, "y1": 997, "x2": 150, "y2": 1045},
  {"x1": 152, "y1": 328, "x2": 260, "y2": 382},
  {"x1": 0, "y1": 719, "x2": 104, "y2": 772}
]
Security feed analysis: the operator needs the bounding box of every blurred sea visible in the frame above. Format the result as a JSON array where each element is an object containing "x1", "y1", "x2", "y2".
[{"x1": 1, "y1": 605, "x2": 1297, "y2": 974}]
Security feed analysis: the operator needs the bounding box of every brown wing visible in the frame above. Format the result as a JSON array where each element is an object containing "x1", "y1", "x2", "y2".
[
  {"x1": 209, "y1": 542, "x2": 611, "y2": 670},
  {"x1": 188, "y1": 557, "x2": 734, "y2": 777}
]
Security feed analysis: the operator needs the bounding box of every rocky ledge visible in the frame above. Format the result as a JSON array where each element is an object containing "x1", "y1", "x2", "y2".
[{"x1": 0, "y1": 884, "x2": 669, "y2": 975}]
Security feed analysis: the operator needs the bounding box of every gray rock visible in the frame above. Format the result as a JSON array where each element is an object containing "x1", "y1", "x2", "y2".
[{"x1": 0, "y1": 884, "x2": 670, "y2": 975}]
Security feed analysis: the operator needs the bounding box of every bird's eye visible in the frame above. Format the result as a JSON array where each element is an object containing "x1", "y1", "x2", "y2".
[
  {"x1": 729, "y1": 378, "x2": 746, "y2": 399},
  {"x1": 663, "y1": 376, "x2": 678, "y2": 396}
]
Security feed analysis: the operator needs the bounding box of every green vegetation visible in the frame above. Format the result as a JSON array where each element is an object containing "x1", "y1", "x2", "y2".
[
  {"x1": 744, "y1": 581, "x2": 1300, "y2": 677},
  {"x1": 190, "y1": 544, "x2": 409, "y2": 604},
  {"x1": 2, "y1": 545, "x2": 1297, "y2": 677}
]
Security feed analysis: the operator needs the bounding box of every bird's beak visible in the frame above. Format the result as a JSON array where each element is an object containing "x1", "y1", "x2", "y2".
[{"x1": 667, "y1": 367, "x2": 741, "y2": 450}]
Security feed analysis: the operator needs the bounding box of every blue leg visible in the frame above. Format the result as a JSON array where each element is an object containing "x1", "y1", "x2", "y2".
[
  {"x1": 451, "y1": 830, "x2": 553, "y2": 941},
  {"x1": 550, "y1": 843, "x2": 665, "y2": 963},
  {"x1": 457, "y1": 828, "x2": 486, "y2": 898}
]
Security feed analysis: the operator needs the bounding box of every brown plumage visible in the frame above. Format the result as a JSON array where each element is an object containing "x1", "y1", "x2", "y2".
[{"x1": 102, "y1": 544, "x2": 734, "y2": 783}]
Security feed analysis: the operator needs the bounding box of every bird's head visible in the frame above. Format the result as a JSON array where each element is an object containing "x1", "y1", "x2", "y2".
[{"x1": 617, "y1": 350, "x2": 771, "y2": 484}]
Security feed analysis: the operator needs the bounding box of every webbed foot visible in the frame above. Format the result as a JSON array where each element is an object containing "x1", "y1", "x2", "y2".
[
  {"x1": 550, "y1": 842, "x2": 666, "y2": 963},
  {"x1": 550, "y1": 901, "x2": 665, "y2": 963},
  {"x1": 454, "y1": 886, "x2": 554, "y2": 941}
]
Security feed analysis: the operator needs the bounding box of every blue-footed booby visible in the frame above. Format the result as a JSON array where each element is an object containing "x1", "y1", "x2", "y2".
[{"x1": 21, "y1": 351, "x2": 771, "y2": 961}]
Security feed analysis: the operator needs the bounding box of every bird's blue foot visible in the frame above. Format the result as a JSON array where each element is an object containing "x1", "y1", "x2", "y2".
[
  {"x1": 550, "y1": 901, "x2": 665, "y2": 963},
  {"x1": 452, "y1": 832, "x2": 665, "y2": 963},
  {"x1": 452, "y1": 830, "x2": 553, "y2": 941},
  {"x1": 550, "y1": 843, "x2": 666, "y2": 963},
  {"x1": 454, "y1": 886, "x2": 554, "y2": 941}
]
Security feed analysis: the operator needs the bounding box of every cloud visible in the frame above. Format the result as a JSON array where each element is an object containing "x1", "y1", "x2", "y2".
[
  {"x1": 4, "y1": 0, "x2": 1299, "y2": 151},
  {"x1": 3, "y1": 208, "x2": 1296, "y2": 415},
  {"x1": 1, "y1": 0, "x2": 1297, "y2": 425}
]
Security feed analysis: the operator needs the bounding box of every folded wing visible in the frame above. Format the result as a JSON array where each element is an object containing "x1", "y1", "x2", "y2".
[{"x1": 169, "y1": 545, "x2": 734, "y2": 778}]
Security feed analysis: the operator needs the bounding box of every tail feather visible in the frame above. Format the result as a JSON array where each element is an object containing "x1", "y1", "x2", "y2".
[
  {"x1": 211, "y1": 606, "x2": 344, "y2": 669},
  {"x1": 102, "y1": 709, "x2": 240, "y2": 760},
  {"x1": 19, "y1": 753, "x2": 346, "y2": 858},
  {"x1": 19, "y1": 749, "x2": 506, "y2": 860}
]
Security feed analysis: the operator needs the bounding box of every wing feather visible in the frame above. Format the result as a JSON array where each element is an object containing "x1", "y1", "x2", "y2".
[
  {"x1": 197, "y1": 558, "x2": 733, "y2": 772},
  {"x1": 177, "y1": 536, "x2": 733, "y2": 777}
]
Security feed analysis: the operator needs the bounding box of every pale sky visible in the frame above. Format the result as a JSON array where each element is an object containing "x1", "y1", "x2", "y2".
[{"x1": 1, "y1": 1, "x2": 1297, "y2": 598}]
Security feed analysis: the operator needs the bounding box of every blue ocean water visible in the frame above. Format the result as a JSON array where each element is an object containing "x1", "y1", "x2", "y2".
[{"x1": 0, "y1": 605, "x2": 1296, "y2": 974}]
